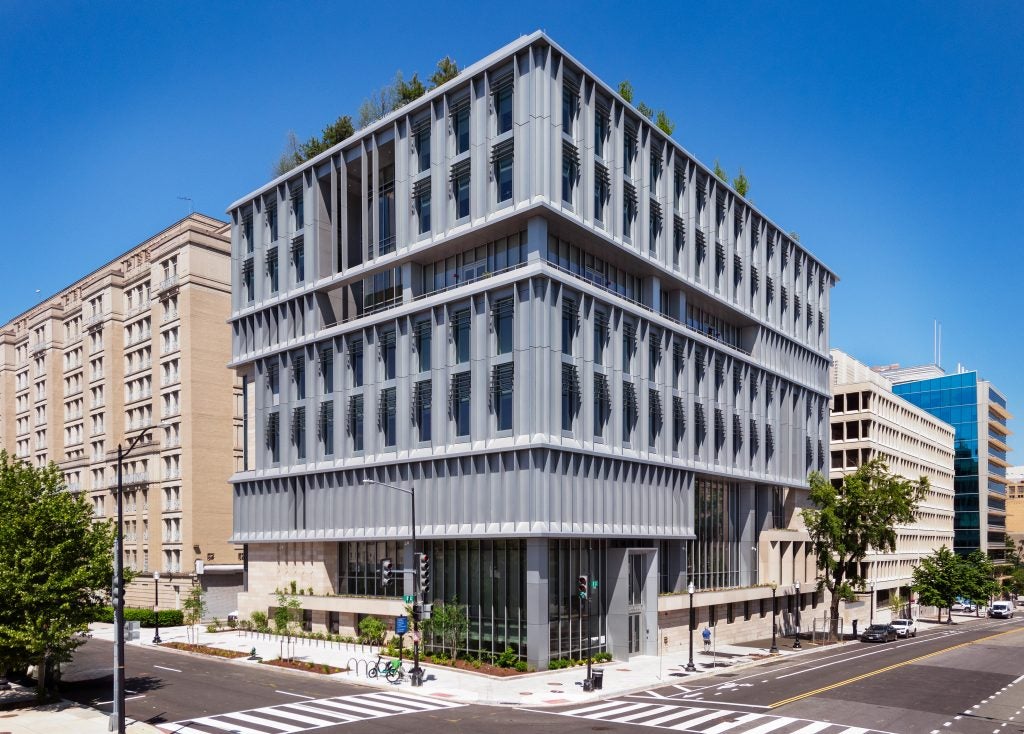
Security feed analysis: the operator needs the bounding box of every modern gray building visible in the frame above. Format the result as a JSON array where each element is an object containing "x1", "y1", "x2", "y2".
[{"x1": 227, "y1": 31, "x2": 837, "y2": 668}]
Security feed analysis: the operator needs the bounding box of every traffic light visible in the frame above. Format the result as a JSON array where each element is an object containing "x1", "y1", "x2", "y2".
[
  {"x1": 112, "y1": 581, "x2": 126, "y2": 608},
  {"x1": 381, "y1": 558, "x2": 393, "y2": 585},
  {"x1": 577, "y1": 575, "x2": 589, "y2": 600},
  {"x1": 418, "y1": 553, "x2": 431, "y2": 596}
]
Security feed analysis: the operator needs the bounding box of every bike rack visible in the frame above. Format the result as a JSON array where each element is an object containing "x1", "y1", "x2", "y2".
[{"x1": 348, "y1": 657, "x2": 367, "y2": 677}]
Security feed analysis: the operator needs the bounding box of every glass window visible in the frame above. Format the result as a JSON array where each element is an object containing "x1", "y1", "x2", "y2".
[
  {"x1": 380, "y1": 330, "x2": 396, "y2": 380},
  {"x1": 496, "y1": 154, "x2": 513, "y2": 203},
  {"x1": 455, "y1": 105, "x2": 470, "y2": 154},
  {"x1": 494, "y1": 364, "x2": 514, "y2": 431},
  {"x1": 562, "y1": 85, "x2": 576, "y2": 133},
  {"x1": 267, "y1": 203, "x2": 278, "y2": 241},
  {"x1": 415, "y1": 322, "x2": 431, "y2": 374},
  {"x1": 595, "y1": 111, "x2": 607, "y2": 159},
  {"x1": 453, "y1": 309, "x2": 471, "y2": 364},
  {"x1": 561, "y1": 300, "x2": 577, "y2": 355},
  {"x1": 495, "y1": 85, "x2": 513, "y2": 134},
  {"x1": 562, "y1": 158, "x2": 573, "y2": 204},
  {"x1": 291, "y1": 188, "x2": 304, "y2": 230},
  {"x1": 351, "y1": 339, "x2": 363, "y2": 387},
  {"x1": 267, "y1": 248, "x2": 279, "y2": 294},
  {"x1": 293, "y1": 355, "x2": 306, "y2": 400},
  {"x1": 416, "y1": 125, "x2": 430, "y2": 173},
  {"x1": 415, "y1": 380, "x2": 432, "y2": 442},
  {"x1": 381, "y1": 387, "x2": 397, "y2": 446},
  {"x1": 293, "y1": 244, "x2": 305, "y2": 283},
  {"x1": 293, "y1": 406, "x2": 306, "y2": 461},
  {"x1": 321, "y1": 347, "x2": 334, "y2": 393},
  {"x1": 561, "y1": 364, "x2": 578, "y2": 432},
  {"x1": 417, "y1": 191, "x2": 431, "y2": 234},
  {"x1": 594, "y1": 177, "x2": 607, "y2": 223},
  {"x1": 350, "y1": 395, "x2": 364, "y2": 452},
  {"x1": 454, "y1": 373, "x2": 471, "y2": 436},
  {"x1": 495, "y1": 298, "x2": 513, "y2": 355},
  {"x1": 455, "y1": 171, "x2": 470, "y2": 219}
]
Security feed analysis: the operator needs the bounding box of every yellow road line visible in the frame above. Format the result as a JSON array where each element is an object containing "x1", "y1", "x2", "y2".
[{"x1": 771, "y1": 626, "x2": 1024, "y2": 709}]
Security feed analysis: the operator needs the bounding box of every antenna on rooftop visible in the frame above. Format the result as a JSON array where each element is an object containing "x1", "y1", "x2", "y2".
[
  {"x1": 933, "y1": 320, "x2": 942, "y2": 368},
  {"x1": 178, "y1": 196, "x2": 194, "y2": 214}
]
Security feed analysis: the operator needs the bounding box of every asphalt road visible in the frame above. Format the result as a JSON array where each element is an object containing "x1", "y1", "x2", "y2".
[
  {"x1": 60, "y1": 616, "x2": 1024, "y2": 734},
  {"x1": 545, "y1": 615, "x2": 1024, "y2": 734}
]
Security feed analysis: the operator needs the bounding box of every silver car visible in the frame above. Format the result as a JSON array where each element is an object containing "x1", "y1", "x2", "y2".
[{"x1": 890, "y1": 619, "x2": 917, "y2": 638}]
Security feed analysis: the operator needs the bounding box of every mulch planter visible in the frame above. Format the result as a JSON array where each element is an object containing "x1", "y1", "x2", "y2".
[{"x1": 161, "y1": 642, "x2": 248, "y2": 659}]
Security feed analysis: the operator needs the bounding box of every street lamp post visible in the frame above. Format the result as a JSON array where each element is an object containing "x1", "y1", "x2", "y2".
[
  {"x1": 685, "y1": 582, "x2": 697, "y2": 672},
  {"x1": 769, "y1": 581, "x2": 779, "y2": 654},
  {"x1": 869, "y1": 580, "x2": 875, "y2": 624},
  {"x1": 793, "y1": 581, "x2": 801, "y2": 649},
  {"x1": 363, "y1": 479, "x2": 422, "y2": 686},
  {"x1": 112, "y1": 428, "x2": 152, "y2": 734},
  {"x1": 152, "y1": 571, "x2": 162, "y2": 644}
]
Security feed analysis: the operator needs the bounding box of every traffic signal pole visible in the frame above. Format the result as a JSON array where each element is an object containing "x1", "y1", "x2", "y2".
[
  {"x1": 410, "y1": 487, "x2": 422, "y2": 687},
  {"x1": 112, "y1": 444, "x2": 125, "y2": 733}
]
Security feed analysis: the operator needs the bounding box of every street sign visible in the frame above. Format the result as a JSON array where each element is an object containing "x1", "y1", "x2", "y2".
[
  {"x1": 396, "y1": 616, "x2": 409, "y2": 635},
  {"x1": 403, "y1": 594, "x2": 415, "y2": 603}
]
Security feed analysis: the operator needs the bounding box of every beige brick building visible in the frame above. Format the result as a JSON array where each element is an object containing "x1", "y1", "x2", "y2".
[
  {"x1": 1007, "y1": 466, "x2": 1024, "y2": 542},
  {"x1": 829, "y1": 350, "x2": 955, "y2": 626},
  {"x1": 0, "y1": 214, "x2": 242, "y2": 616}
]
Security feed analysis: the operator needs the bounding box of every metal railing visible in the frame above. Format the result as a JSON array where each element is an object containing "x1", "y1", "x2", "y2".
[{"x1": 157, "y1": 275, "x2": 179, "y2": 292}]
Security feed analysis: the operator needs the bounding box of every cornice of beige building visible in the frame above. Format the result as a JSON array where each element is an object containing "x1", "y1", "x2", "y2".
[
  {"x1": 829, "y1": 349, "x2": 955, "y2": 624},
  {"x1": 0, "y1": 214, "x2": 242, "y2": 615}
]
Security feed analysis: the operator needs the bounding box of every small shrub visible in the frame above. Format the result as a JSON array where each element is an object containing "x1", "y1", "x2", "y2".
[
  {"x1": 307, "y1": 587, "x2": 314, "y2": 596},
  {"x1": 206, "y1": 623, "x2": 218, "y2": 633},
  {"x1": 250, "y1": 611, "x2": 269, "y2": 632},
  {"x1": 227, "y1": 617, "x2": 238, "y2": 630},
  {"x1": 289, "y1": 580, "x2": 298, "y2": 594},
  {"x1": 495, "y1": 647, "x2": 519, "y2": 669},
  {"x1": 358, "y1": 615, "x2": 386, "y2": 645},
  {"x1": 471, "y1": 659, "x2": 482, "y2": 669},
  {"x1": 514, "y1": 660, "x2": 528, "y2": 672}
]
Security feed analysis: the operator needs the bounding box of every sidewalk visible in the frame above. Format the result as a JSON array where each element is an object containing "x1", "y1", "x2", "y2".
[
  {"x1": 0, "y1": 692, "x2": 161, "y2": 734},
  {"x1": 87, "y1": 621, "x2": 805, "y2": 707}
]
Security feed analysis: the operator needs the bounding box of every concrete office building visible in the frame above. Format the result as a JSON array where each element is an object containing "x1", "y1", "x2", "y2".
[
  {"x1": 829, "y1": 350, "x2": 954, "y2": 625},
  {"x1": 0, "y1": 214, "x2": 243, "y2": 616},
  {"x1": 876, "y1": 364, "x2": 1012, "y2": 559},
  {"x1": 228, "y1": 32, "x2": 837, "y2": 667}
]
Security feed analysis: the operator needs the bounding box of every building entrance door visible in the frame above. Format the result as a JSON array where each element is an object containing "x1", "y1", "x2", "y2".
[
  {"x1": 628, "y1": 613, "x2": 641, "y2": 654},
  {"x1": 627, "y1": 553, "x2": 645, "y2": 655}
]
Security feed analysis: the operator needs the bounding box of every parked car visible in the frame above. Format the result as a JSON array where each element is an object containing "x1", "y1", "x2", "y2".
[
  {"x1": 860, "y1": 624, "x2": 898, "y2": 642},
  {"x1": 988, "y1": 601, "x2": 1014, "y2": 619},
  {"x1": 890, "y1": 619, "x2": 917, "y2": 637}
]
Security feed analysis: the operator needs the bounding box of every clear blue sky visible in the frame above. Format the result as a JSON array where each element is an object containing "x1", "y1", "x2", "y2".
[{"x1": 2, "y1": 2, "x2": 1021, "y2": 453}]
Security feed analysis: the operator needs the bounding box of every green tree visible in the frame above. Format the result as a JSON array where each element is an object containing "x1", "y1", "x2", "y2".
[
  {"x1": 1005, "y1": 536, "x2": 1024, "y2": 568},
  {"x1": 962, "y1": 549, "x2": 998, "y2": 611},
  {"x1": 0, "y1": 453, "x2": 115, "y2": 694},
  {"x1": 617, "y1": 80, "x2": 634, "y2": 103},
  {"x1": 358, "y1": 615, "x2": 387, "y2": 645},
  {"x1": 394, "y1": 71, "x2": 427, "y2": 108},
  {"x1": 183, "y1": 585, "x2": 207, "y2": 644},
  {"x1": 913, "y1": 545, "x2": 965, "y2": 623},
  {"x1": 655, "y1": 110, "x2": 675, "y2": 135},
  {"x1": 273, "y1": 589, "x2": 302, "y2": 635},
  {"x1": 429, "y1": 56, "x2": 460, "y2": 89},
  {"x1": 802, "y1": 458, "x2": 927, "y2": 638},
  {"x1": 637, "y1": 101, "x2": 654, "y2": 119},
  {"x1": 713, "y1": 160, "x2": 728, "y2": 182},
  {"x1": 889, "y1": 591, "x2": 906, "y2": 619},
  {"x1": 423, "y1": 597, "x2": 469, "y2": 660},
  {"x1": 788, "y1": 231, "x2": 801, "y2": 242},
  {"x1": 732, "y1": 169, "x2": 749, "y2": 197},
  {"x1": 272, "y1": 131, "x2": 304, "y2": 177}
]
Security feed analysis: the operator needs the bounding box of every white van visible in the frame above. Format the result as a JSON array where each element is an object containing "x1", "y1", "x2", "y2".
[{"x1": 989, "y1": 601, "x2": 1014, "y2": 619}]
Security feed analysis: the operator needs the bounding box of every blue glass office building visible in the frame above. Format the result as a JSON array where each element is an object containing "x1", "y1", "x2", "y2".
[{"x1": 891, "y1": 371, "x2": 1011, "y2": 558}]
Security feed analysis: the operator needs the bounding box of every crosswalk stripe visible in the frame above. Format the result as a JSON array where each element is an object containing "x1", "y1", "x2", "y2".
[
  {"x1": 668, "y1": 709, "x2": 734, "y2": 730},
  {"x1": 584, "y1": 702, "x2": 654, "y2": 719},
  {"x1": 363, "y1": 691, "x2": 463, "y2": 708},
  {"x1": 560, "y1": 700, "x2": 636, "y2": 717},
  {"x1": 838, "y1": 729, "x2": 869, "y2": 734},
  {"x1": 215, "y1": 711, "x2": 305, "y2": 732},
  {"x1": 184, "y1": 717, "x2": 275, "y2": 734},
  {"x1": 252, "y1": 704, "x2": 336, "y2": 727},
  {"x1": 639, "y1": 706, "x2": 709, "y2": 727},
  {"x1": 615, "y1": 705, "x2": 679, "y2": 723},
  {"x1": 703, "y1": 712, "x2": 764, "y2": 733},
  {"x1": 741, "y1": 717, "x2": 798, "y2": 734},
  {"x1": 787, "y1": 723, "x2": 833, "y2": 734},
  {"x1": 309, "y1": 699, "x2": 394, "y2": 717},
  {"x1": 279, "y1": 702, "x2": 361, "y2": 722},
  {"x1": 340, "y1": 695, "x2": 415, "y2": 713},
  {"x1": 159, "y1": 725, "x2": 214, "y2": 734}
]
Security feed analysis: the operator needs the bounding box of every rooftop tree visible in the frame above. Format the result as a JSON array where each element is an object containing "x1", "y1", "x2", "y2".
[{"x1": 803, "y1": 458, "x2": 927, "y2": 639}]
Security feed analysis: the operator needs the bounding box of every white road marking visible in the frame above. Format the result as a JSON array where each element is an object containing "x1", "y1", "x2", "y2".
[
  {"x1": 274, "y1": 689, "x2": 314, "y2": 699},
  {"x1": 154, "y1": 665, "x2": 181, "y2": 672}
]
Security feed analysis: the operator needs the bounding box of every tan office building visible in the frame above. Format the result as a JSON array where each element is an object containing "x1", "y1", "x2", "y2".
[
  {"x1": 829, "y1": 350, "x2": 955, "y2": 625},
  {"x1": 1007, "y1": 466, "x2": 1024, "y2": 541},
  {"x1": 0, "y1": 214, "x2": 243, "y2": 616}
]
